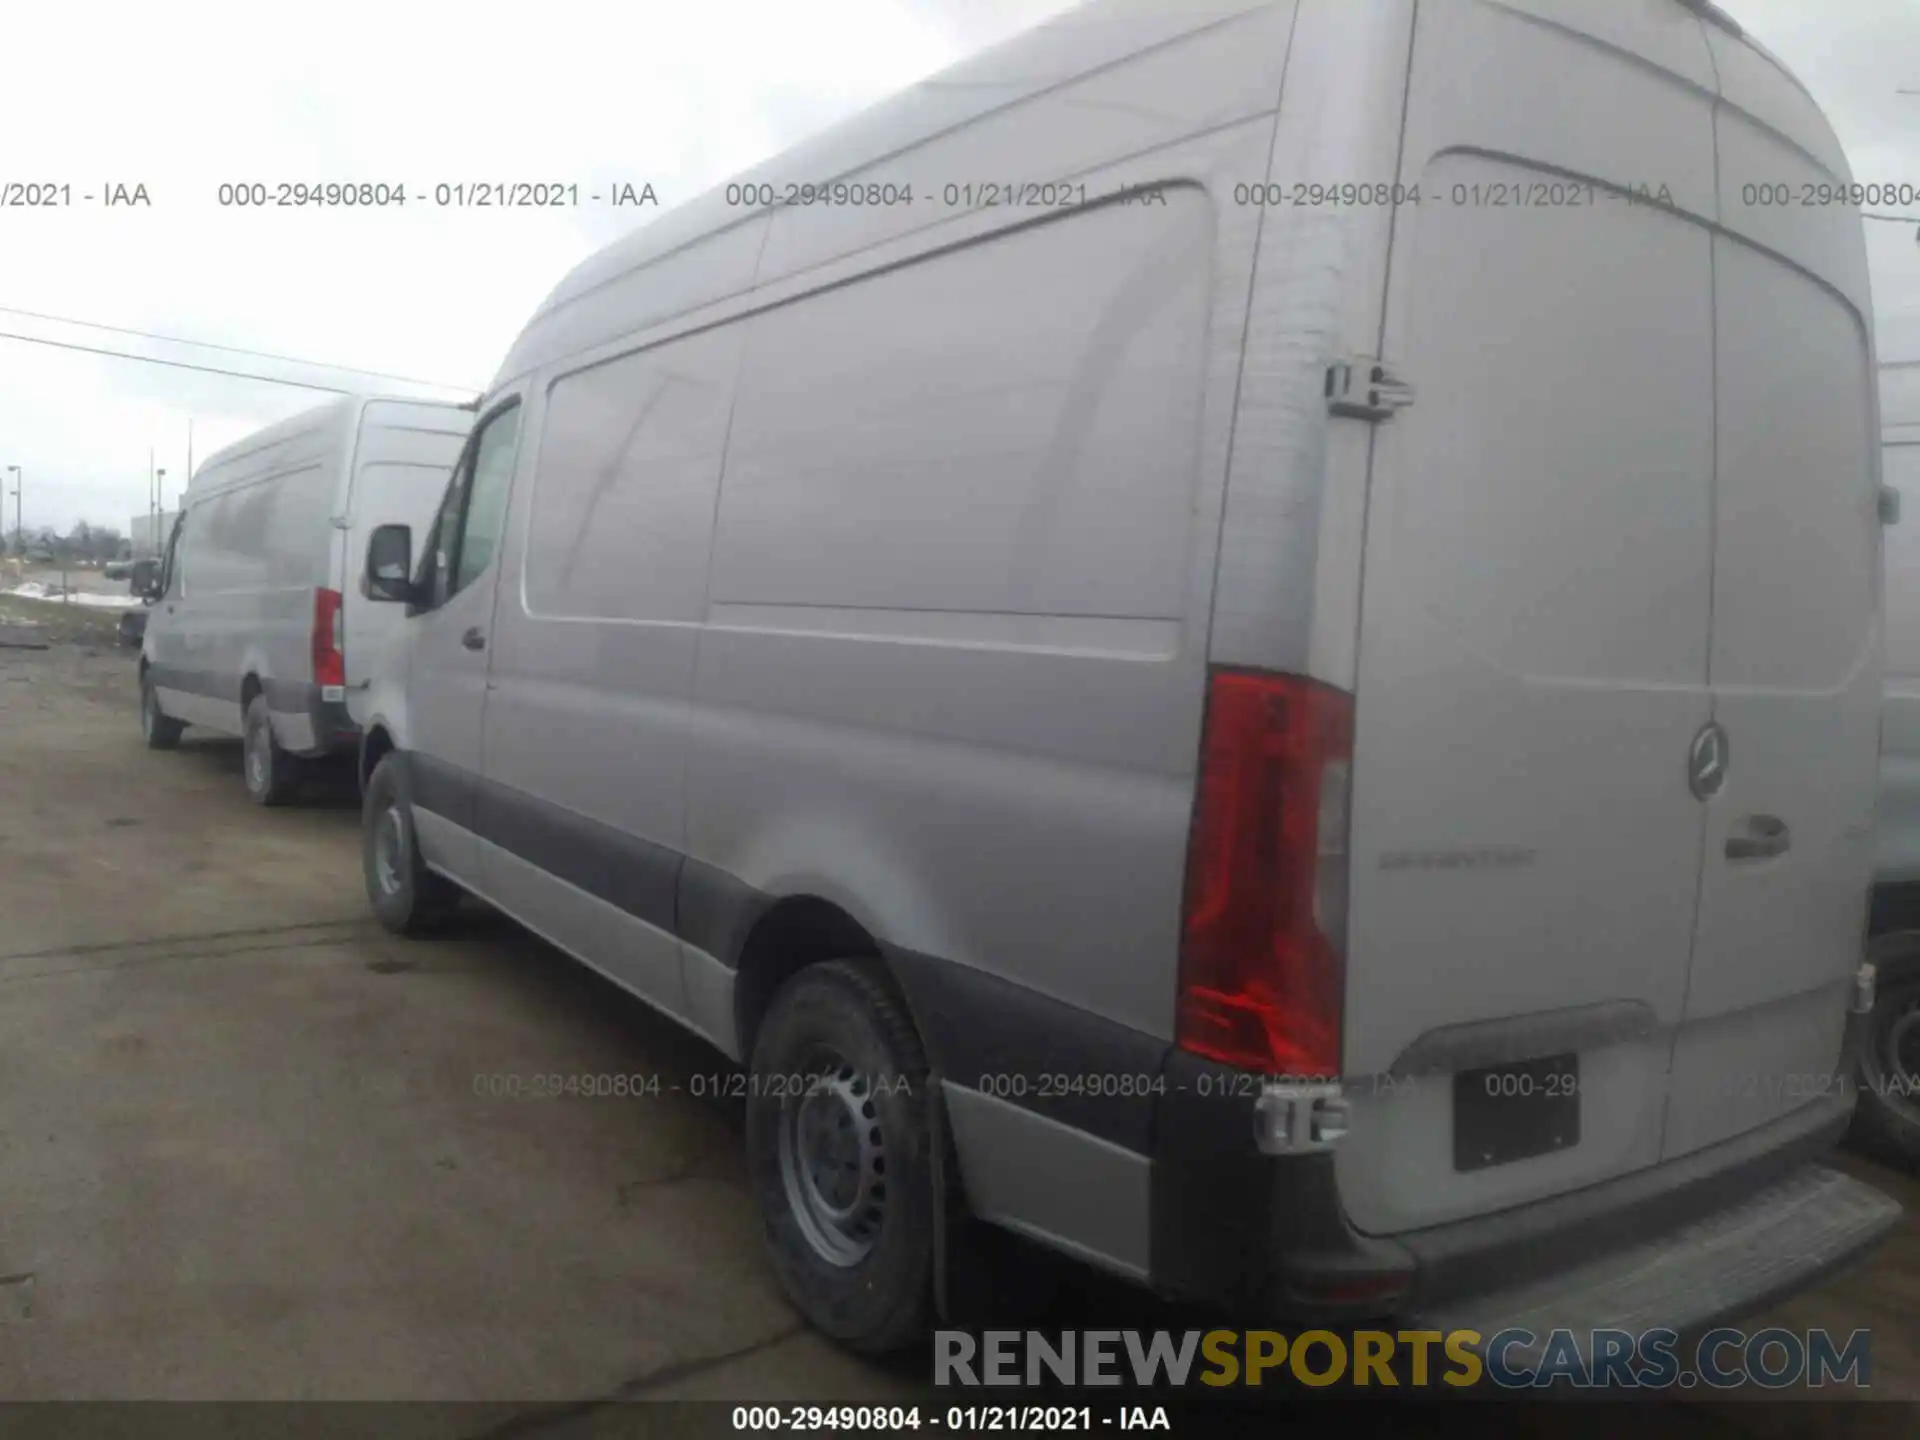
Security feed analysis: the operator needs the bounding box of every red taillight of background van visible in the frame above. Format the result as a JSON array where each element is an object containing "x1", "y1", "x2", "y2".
[
  {"x1": 1176, "y1": 667, "x2": 1353, "y2": 1078},
  {"x1": 312, "y1": 587, "x2": 345, "y2": 688}
]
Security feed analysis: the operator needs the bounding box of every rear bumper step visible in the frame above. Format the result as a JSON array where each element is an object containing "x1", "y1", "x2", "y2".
[{"x1": 1411, "y1": 1164, "x2": 1900, "y2": 1361}]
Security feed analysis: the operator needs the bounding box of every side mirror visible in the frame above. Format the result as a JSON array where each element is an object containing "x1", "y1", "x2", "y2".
[
  {"x1": 363, "y1": 524, "x2": 414, "y2": 603},
  {"x1": 129, "y1": 558, "x2": 161, "y2": 599}
]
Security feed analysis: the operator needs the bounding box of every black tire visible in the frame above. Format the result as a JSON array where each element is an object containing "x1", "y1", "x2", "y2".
[
  {"x1": 745, "y1": 959, "x2": 935, "y2": 1355},
  {"x1": 139, "y1": 671, "x2": 185, "y2": 750},
  {"x1": 1850, "y1": 930, "x2": 1920, "y2": 1169},
  {"x1": 362, "y1": 754, "x2": 460, "y2": 936},
  {"x1": 241, "y1": 692, "x2": 303, "y2": 806}
]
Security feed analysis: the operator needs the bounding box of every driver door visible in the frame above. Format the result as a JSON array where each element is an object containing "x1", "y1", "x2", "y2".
[{"x1": 402, "y1": 396, "x2": 524, "y2": 884}]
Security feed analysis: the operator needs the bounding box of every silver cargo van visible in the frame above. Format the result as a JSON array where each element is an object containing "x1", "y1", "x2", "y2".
[
  {"x1": 140, "y1": 395, "x2": 473, "y2": 803},
  {"x1": 354, "y1": 0, "x2": 1900, "y2": 1354}
]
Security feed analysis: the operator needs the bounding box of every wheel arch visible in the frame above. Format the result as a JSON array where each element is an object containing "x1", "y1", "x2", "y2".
[
  {"x1": 732, "y1": 895, "x2": 914, "y2": 1064},
  {"x1": 1871, "y1": 880, "x2": 1920, "y2": 937},
  {"x1": 359, "y1": 722, "x2": 398, "y2": 797}
]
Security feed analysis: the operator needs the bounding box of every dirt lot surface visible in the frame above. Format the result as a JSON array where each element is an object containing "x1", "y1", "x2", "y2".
[
  {"x1": 0, "y1": 642, "x2": 915, "y2": 1409},
  {"x1": 0, "y1": 637, "x2": 1914, "y2": 1431}
]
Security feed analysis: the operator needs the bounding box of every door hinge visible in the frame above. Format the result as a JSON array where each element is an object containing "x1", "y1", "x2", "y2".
[{"x1": 1326, "y1": 356, "x2": 1414, "y2": 421}]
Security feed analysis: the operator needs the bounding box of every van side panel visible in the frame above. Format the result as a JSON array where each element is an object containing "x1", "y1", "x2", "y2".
[
  {"x1": 474, "y1": 325, "x2": 748, "y2": 1029},
  {"x1": 433, "y1": 1, "x2": 1300, "y2": 1278},
  {"x1": 676, "y1": 29, "x2": 1294, "y2": 1269}
]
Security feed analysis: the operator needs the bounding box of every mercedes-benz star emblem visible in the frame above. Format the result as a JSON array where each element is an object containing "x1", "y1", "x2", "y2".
[{"x1": 1688, "y1": 721, "x2": 1728, "y2": 801}]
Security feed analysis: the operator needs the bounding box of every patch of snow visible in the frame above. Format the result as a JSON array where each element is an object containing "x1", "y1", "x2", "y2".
[{"x1": 5, "y1": 584, "x2": 138, "y2": 609}]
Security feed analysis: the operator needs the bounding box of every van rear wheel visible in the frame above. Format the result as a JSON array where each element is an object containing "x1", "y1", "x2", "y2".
[
  {"x1": 362, "y1": 754, "x2": 459, "y2": 935},
  {"x1": 745, "y1": 959, "x2": 934, "y2": 1354},
  {"x1": 140, "y1": 673, "x2": 184, "y2": 750},
  {"x1": 242, "y1": 693, "x2": 302, "y2": 806},
  {"x1": 1851, "y1": 931, "x2": 1920, "y2": 1168}
]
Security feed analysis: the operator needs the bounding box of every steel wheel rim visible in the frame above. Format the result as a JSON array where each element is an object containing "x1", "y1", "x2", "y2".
[
  {"x1": 1864, "y1": 985, "x2": 1920, "y2": 1125},
  {"x1": 374, "y1": 805, "x2": 407, "y2": 897},
  {"x1": 776, "y1": 1050, "x2": 887, "y2": 1268},
  {"x1": 245, "y1": 721, "x2": 268, "y2": 792}
]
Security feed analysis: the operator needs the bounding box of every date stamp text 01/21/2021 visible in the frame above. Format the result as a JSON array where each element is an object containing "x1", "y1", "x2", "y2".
[
  {"x1": 468, "y1": 1065, "x2": 1914, "y2": 1104},
  {"x1": 10, "y1": 177, "x2": 1919, "y2": 211}
]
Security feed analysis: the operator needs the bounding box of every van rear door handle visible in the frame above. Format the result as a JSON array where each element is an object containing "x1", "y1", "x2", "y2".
[
  {"x1": 461, "y1": 627, "x2": 486, "y2": 652},
  {"x1": 1725, "y1": 815, "x2": 1790, "y2": 861}
]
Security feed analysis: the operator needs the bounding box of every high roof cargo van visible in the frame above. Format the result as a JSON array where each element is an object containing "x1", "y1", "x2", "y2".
[
  {"x1": 351, "y1": 0, "x2": 1899, "y2": 1356},
  {"x1": 139, "y1": 395, "x2": 473, "y2": 804}
]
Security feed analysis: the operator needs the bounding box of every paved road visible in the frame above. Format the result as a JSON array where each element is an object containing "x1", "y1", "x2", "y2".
[{"x1": 0, "y1": 640, "x2": 1912, "y2": 1426}]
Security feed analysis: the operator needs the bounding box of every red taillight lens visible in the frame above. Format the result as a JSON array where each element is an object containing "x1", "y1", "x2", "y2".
[
  {"x1": 312, "y1": 587, "x2": 345, "y2": 688},
  {"x1": 1176, "y1": 668, "x2": 1353, "y2": 1078}
]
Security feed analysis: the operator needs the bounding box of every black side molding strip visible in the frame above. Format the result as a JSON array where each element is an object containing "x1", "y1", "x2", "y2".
[
  {"x1": 147, "y1": 663, "x2": 323, "y2": 717},
  {"x1": 397, "y1": 754, "x2": 1168, "y2": 1155}
]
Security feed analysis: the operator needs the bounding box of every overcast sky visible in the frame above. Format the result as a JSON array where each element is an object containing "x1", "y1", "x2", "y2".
[{"x1": 0, "y1": 0, "x2": 1916, "y2": 534}]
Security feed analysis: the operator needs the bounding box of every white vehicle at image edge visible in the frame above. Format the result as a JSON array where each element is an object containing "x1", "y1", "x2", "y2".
[
  {"x1": 139, "y1": 395, "x2": 474, "y2": 804},
  {"x1": 1863, "y1": 359, "x2": 1920, "y2": 1164},
  {"x1": 354, "y1": 0, "x2": 1901, "y2": 1359}
]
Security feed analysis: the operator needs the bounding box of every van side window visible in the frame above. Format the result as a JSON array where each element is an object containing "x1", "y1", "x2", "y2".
[
  {"x1": 418, "y1": 402, "x2": 521, "y2": 609},
  {"x1": 448, "y1": 404, "x2": 522, "y2": 599},
  {"x1": 523, "y1": 328, "x2": 740, "y2": 622},
  {"x1": 160, "y1": 514, "x2": 186, "y2": 598},
  {"x1": 422, "y1": 468, "x2": 467, "y2": 609}
]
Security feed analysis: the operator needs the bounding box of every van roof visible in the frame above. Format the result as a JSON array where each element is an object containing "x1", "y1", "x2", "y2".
[
  {"x1": 186, "y1": 393, "x2": 471, "y2": 495},
  {"x1": 493, "y1": 0, "x2": 1847, "y2": 387},
  {"x1": 494, "y1": 0, "x2": 1276, "y2": 384}
]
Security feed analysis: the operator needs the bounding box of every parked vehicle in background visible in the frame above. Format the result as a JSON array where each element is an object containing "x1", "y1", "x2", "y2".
[
  {"x1": 139, "y1": 395, "x2": 473, "y2": 803},
  {"x1": 1863, "y1": 359, "x2": 1920, "y2": 1165},
  {"x1": 118, "y1": 555, "x2": 159, "y2": 647},
  {"x1": 354, "y1": 0, "x2": 1898, "y2": 1357}
]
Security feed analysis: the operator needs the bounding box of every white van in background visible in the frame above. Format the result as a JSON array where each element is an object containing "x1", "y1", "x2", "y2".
[
  {"x1": 139, "y1": 395, "x2": 474, "y2": 805},
  {"x1": 1864, "y1": 359, "x2": 1920, "y2": 1162},
  {"x1": 351, "y1": 0, "x2": 1898, "y2": 1357}
]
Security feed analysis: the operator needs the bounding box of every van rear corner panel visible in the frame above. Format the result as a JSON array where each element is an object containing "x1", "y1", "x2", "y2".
[{"x1": 1204, "y1": 0, "x2": 1416, "y2": 688}]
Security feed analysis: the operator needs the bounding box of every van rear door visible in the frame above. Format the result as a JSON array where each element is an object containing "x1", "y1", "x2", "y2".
[
  {"x1": 1335, "y1": 0, "x2": 1726, "y2": 1235},
  {"x1": 1879, "y1": 364, "x2": 1920, "y2": 884},
  {"x1": 339, "y1": 404, "x2": 472, "y2": 720},
  {"x1": 1656, "y1": 36, "x2": 1881, "y2": 1160}
]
